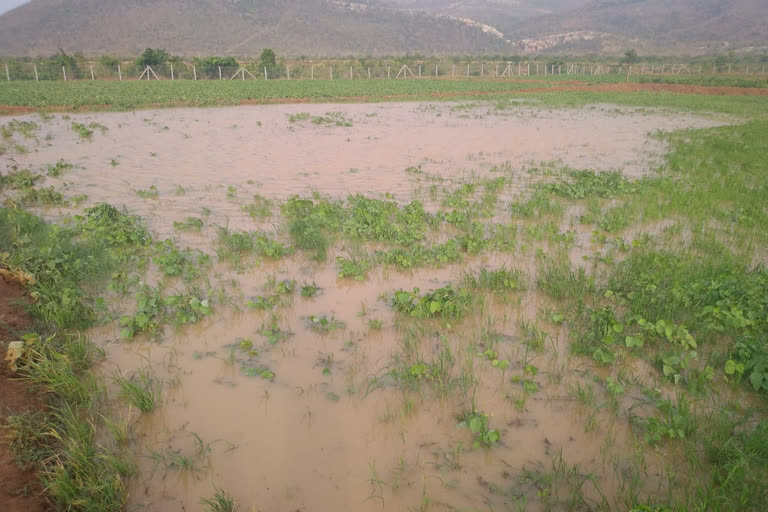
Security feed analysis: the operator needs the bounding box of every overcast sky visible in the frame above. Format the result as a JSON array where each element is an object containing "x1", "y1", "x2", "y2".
[{"x1": 0, "y1": 0, "x2": 28, "y2": 15}]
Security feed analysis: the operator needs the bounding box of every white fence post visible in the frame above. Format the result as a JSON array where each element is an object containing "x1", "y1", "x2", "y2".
[
  {"x1": 34, "y1": 64, "x2": 39, "y2": 82},
  {"x1": 287, "y1": 65, "x2": 290, "y2": 79},
  {"x1": 218, "y1": 66, "x2": 222, "y2": 80},
  {"x1": 118, "y1": 64, "x2": 122, "y2": 81},
  {"x1": 4, "y1": 64, "x2": 9, "y2": 82},
  {"x1": 62, "y1": 66, "x2": 67, "y2": 82},
  {"x1": 90, "y1": 65, "x2": 94, "y2": 80},
  {"x1": 264, "y1": 66, "x2": 267, "y2": 80},
  {"x1": 193, "y1": 65, "x2": 197, "y2": 80},
  {"x1": 171, "y1": 64, "x2": 174, "y2": 80}
]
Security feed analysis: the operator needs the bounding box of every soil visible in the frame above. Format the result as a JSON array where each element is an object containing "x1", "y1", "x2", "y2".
[{"x1": 0, "y1": 277, "x2": 48, "y2": 512}]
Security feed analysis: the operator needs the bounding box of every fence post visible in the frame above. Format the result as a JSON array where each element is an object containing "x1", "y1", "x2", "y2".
[
  {"x1": 452, "y1": 64, "x2": 455, "y2": 77},
  {"x1": 118, "y1": 64, "x2": 122, "y2": 81},
  {"x1": 4, "y1": 64, "x2": 8, "y2": 82},
  {"x1": 418, "y1": 65, "x2": 421, "y2": 77},
  {"x1": 387, "y1": 66, "x2": 390, "y2": 79},
  {"x1": 90, "y1": 65, "x2": 94, "y2": 80},
  {"x1": 481, "y1": 63, "x2": 483, "y2": 77},
  {"x1": 171, "y1": 64, "x2": 174, "y2": 80},
  {"x1": 435, "y1": 64, "x2": 438, "y2": 77},
  {"x1": 311, "y1": 65, "x2": 314, "y2": 80},
  {"x1": 467, "y1": 63, "x2": 470, "y2": 76},
  {"x1": 264, "y1": 66, "x2": 267, "y2": 79},
  {"x1": 34, "y1": 64, "x2": 39, "y2": 82},
  {"x1": 368, "y1": 67, "x2": 371, "y2": 79},
  {"x1": 496, "y1": 63, "x2": 498, "y2": 76},
  {"x1": 62, "y1": 66, "x2": 67, "y2": 82},
  {"x1": 349, "y1": 66, "x2": 352, "y2": 79},
  {"x1": 287, "y1": 65, "x2": 290, "y2": 80},
  {"x1": 330, "y1": 67, "x2": 333, "y2": 80},
  {"x1": 218, "y1": 66, "x2": 222, "y2": 80},
  {"x1": 193, "y1": 65, "x2": 197, "y2": 80}
]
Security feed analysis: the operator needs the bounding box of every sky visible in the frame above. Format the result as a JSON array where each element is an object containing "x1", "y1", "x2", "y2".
[{"x1": 0, "y1": 0, "x2": 28, "y2": 16}]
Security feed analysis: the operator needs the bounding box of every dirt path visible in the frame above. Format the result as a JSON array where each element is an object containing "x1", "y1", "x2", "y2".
[{"x1": 0, "y1": 277, "x2": 48, "y2": 512}]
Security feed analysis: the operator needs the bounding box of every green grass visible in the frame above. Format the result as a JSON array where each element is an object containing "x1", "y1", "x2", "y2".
[
  {"x1": 113, "y1": 367, "x2": 162, "y2": 413},
  {"x1": 200, "y1": 485, "x2": 236, "y2": 512}
]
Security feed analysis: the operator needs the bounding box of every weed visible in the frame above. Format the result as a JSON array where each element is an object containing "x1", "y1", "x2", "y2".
[
  {"x1": 308, "y1": 315, "x2": 346, "y2": 334},
  {"x1": 337, "y1": 250, "x2": 372, "y2": 281},
  {"x1": 173, "y1": 217, "x2": 204, "y2": 232},
  {"x1": 2, "y1": 410, "x2": 51, "y2": 470},
  {"x1": 458, "y1": 410, "x2": 500, "y2": 448},
  {"x1": 464, "y1": 266, "x2": 526, "y2": 293},
  {"x1": 537, "y1": 259, "x2": 595, "y2": 301},
  {"x1": 301, "y1": 282, "x2": 320, "y2": 297},
  {"x1": 391, "y1": 285, "x2": 473, "y2": 319},
  {"x1": 113, "y1": 367, "x2": 162, "y2": 413},
  {"x1": 135, "y1": 185, "x2": 159, "y2": 199},
  {"x1": 200, "y1": 486, "x2": 236, "y2": 512},
  {"x1": 242, "y1": 194, "x2": 272, "y2": 219},
  {"x1": 45, "y1": 159, "x2": 74, "y2": 177}
]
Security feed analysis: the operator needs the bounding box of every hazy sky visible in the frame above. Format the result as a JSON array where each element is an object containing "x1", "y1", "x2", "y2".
[{"x1": 0, "y1": 0, "x2": 28, "y2": 15}]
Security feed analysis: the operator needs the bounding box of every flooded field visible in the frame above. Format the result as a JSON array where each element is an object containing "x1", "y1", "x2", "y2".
[{"x1": 2, "y1": 101, "x2": 750, "y2": 512}]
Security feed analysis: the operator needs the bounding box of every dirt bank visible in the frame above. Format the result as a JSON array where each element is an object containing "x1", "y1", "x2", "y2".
[{"x1": 0, "y1": 277, "x2": 47, "y2": 512}]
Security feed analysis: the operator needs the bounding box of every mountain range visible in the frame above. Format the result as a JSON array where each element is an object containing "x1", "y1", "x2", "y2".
[{"x1": 0, "y1": 0, "x2": 765, "y2": 57}]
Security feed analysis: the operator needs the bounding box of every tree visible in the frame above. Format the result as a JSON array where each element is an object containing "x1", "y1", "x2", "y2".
[
  {"x1": 99, "y1": 55, "x2": 120, "y2": 68},
  {"x1": 621, "y1": 49, "x2": 639, "y2": 64},
  {"x1": 135, "y1": 48, "x2": 171, "y2": 68},
  {"x1": 193, "y1": 56, "x2": 239, "y2": 78},
  {"x1": 259, "y1": 49, "x2": 276, "y2": 69}
]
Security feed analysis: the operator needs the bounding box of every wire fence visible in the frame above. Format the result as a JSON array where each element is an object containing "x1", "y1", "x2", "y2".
[{"x1": 2, "y1": 60, "x2": 767, "y2": 82}]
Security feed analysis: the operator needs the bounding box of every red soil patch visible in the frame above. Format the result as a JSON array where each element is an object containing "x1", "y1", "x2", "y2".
[{"x1": 0, "y1": 277, "x2": 48, "y2": 512}]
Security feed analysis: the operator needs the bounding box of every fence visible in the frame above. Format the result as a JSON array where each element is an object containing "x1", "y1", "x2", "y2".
[{"x1": 1, "y1": 60, "x2": 767, "y2": 82}]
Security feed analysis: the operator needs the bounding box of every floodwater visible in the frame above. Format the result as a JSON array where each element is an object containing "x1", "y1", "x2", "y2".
[{"x1": 2, "y1": 102, "x2": 723, "y2": 511}]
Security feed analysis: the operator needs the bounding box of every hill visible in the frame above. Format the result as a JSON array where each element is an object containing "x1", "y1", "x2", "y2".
[
  {"x1": 386, "y1": 0, "x2": 768, "y2": 55},
  {"x1": 0, "y1": 0, "x2": 509, "y2": 57},
  {"x1": 0, "y1": 0, "x2": 766, "y2": 57}
]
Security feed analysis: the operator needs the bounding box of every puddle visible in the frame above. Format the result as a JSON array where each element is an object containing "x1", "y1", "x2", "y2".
[{"x1": 2, "y1": 102, "x2": 723, "y2": 511}]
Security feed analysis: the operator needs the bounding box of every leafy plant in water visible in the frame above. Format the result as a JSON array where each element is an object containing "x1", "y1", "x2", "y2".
[
  {"x1": 391, "y1": 285, "x2": 473, "y2": 319},
  {"x1": 458, "y1": 410, "x2": 500, "y2": 448},
  {"x1": 308, "y1": 314, "x2": 346, "y2": 334}
]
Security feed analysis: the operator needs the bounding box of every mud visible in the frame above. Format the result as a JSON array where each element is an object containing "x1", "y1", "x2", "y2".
[
  {"x1": 1, "y1": 102, "x2": 723, "y2": 511},
  {"x1": 0, "y1": 277, "x2": 48, "y2": 512}
]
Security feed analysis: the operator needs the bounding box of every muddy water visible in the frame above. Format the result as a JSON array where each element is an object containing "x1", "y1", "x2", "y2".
[{"x1": 3, "y1": 103, "x2": 722, "y2": 511}]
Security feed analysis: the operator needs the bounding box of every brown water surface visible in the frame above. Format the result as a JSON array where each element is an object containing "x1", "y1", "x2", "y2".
[{"x1": 1, "y1": 102, "x2": 723, "y2": 511}]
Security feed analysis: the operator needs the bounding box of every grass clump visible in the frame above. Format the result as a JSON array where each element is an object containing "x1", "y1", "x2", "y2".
[
  {"x1": 113, "y1": 367, "x2": 162, "y2": 413},
  {"x1": 337, "y1": 250, "x2": 372, "y2": 281},
  {"x1": 173, "y1": 216, "x2": 204, "y2": 232},
  {"x1": 537, "y1": 259, "x2": 594, "y2": 301},
  {"x1": 464, "y1": 266, "x2": 526, "y2": 293},
  {"x1": 543, "y1": 169, "x2": 636, "y2": 199},
  {"x1": 200, "y1": 485, "x2": 236, "y2": 512},
  {"x1": 241, "y1": 194, "x2": 272, "y2": 219}
]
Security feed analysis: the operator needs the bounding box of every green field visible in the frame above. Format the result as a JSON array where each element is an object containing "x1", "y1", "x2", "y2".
[{"x1": 0, "y1": 75, "x2": 766, "y2": 113}]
